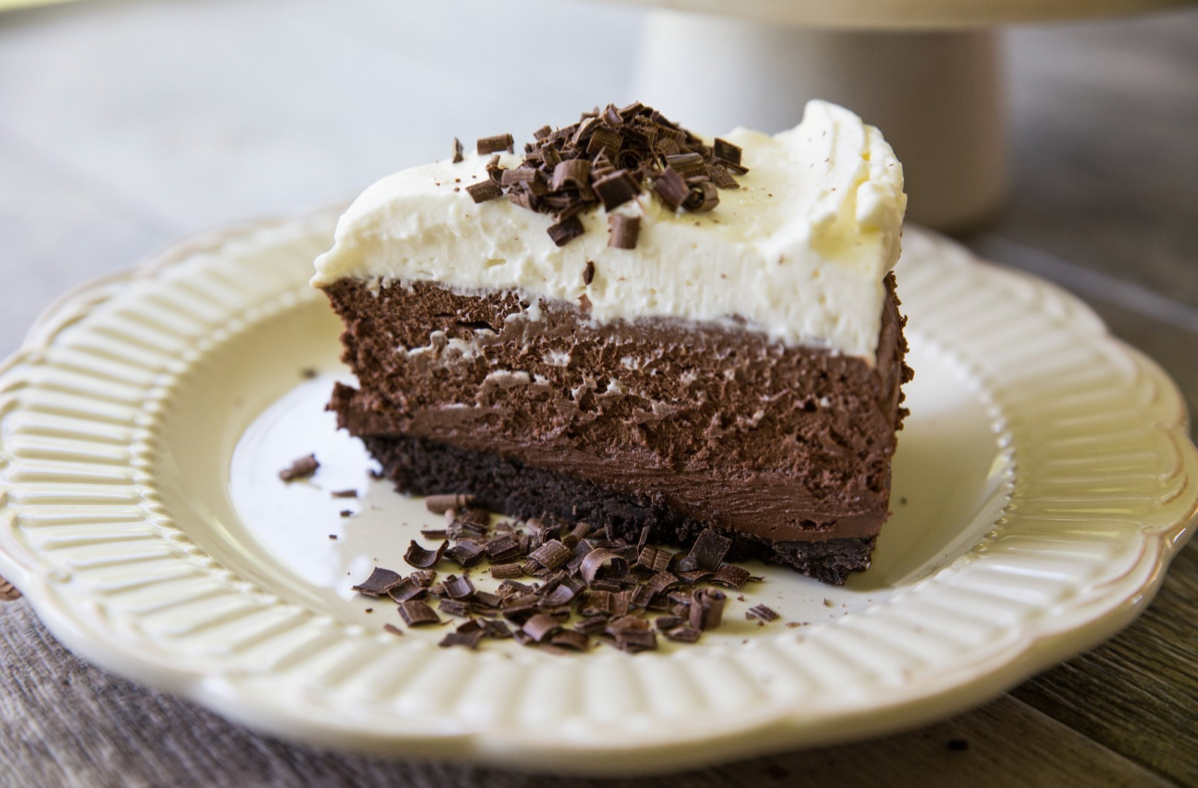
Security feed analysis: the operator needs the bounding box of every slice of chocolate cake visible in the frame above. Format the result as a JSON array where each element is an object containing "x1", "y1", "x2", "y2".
[{"x1": 313, "y1": 100, "x2": 910, "y2": 585}]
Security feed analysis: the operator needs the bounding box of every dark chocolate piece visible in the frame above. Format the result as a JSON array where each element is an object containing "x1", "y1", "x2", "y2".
[
  {"x1": 652, "y1": 168, "x2": 689, "y2": 211},
  {"x1": 663, "y1": 625, "x2": 700, "y2": 643},
  {"x1": 397, "y1": 600, "x2": 440, "y2": 626},
  {"x1": 521, "y1": 613, "x2": 561, "y2": 643},
  {"x1": 580, "y1": 548, "x2": 630, "y2": 585},
  {"x1": 404, "y1": 539, "x2": 448, "y2": 570},
  {"x1": 476, "y1": 134, "x2": 514, "y2": 154},
  {"x1": 592, "y1": 169, "x2": 640, "y2": 211},
  {"x1": 710, "y1": 564, "x2": 752, "y2": 589},
  {"x1": 582, "y1": 260, "x2": 595, "y2": 286},
  {"x1": 549, "y1": 630, "x2": 590, "y2": 651},
  {"x1": 687, "y1": 529, "x2": 732, "y2": 571},
  {"x1": 490, "y1": 563, "x2": 524, "y2": 579},
  {"x1": 445, "y1": 541, "x2": 486, "y2": 567},
  {"x1": 351, "y1": 567, "x2": 404, "y2": 597},
  {"x1": 439, "y1": 630, "x2": 483, "y2": 649},
  {"x1": 746, "y1": 603, "x2": 779, "y2": 622},
  {"x1": 387, "y1": 579, "x2": 426, "y2": 604},
  {"x1": 466, "y1": 180, "x2": 502, "y2": 203},
  {"x1": 528, "y1": 539, "x2": 573, "y2": 571},
  {"x1": 279, "y1": 454, "x2": 319, "y2": 482},
  {"x1": 330, "y1": 489, "x2": 358, "y2": 498},
  {"x1": 689, "y1": 588, "x2": 726, "y2": 631},
  {"x1": 443, "y1": 574, "x2": 476, "y2": 600},
  {"x1": 607, "y1": 214, "x2": 641, "y2": 250},
  {"x1": 452, "y1": 137, "x2": 464, "y2": 164},
  {"x1": 547, "y1": 216, "x2": 585, "y2": 247},
  {"x1": 713, "y1": 138, "x2": 742, "y2": 166}
]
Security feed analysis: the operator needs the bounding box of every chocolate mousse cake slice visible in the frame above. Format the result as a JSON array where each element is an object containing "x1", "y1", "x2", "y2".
[{"x1": 313, "y1": 100, "x2": 910, "y2": 585}]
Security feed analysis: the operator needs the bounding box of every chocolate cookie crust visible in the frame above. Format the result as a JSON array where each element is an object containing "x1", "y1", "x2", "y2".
[{"x1": 325, "y1": 275, "x2": 910, "y2": 584}]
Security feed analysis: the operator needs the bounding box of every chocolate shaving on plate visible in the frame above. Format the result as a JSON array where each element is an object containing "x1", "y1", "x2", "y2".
[
  {"x1": 351, "y1": 567, "x2": 403, "y2": 598},
  {"x1": 442, "y1": 574, "x2": 476, "y2": 600},
  {"x1": 490, "y1": 563, "x2": 524, "y2": 580},
  {"x1": 387, "y1": 579, "x2": 425, "y2": 604},
  {"x1": 278, "y1": 454, "x2": 319, "y2": 482},
  {"x1": 710, "y1": 564, "x2": 752, "y2": 589},
  {"x1": 689, "y1": 588, "x2": 727, "y2": 631},
  {"x1": 521, "y1": 613, "x2": 561, "y2": 643},
  {"x1": 746, "y1": 603, "x2": 780, "y2": 622},
  {"x1": 528, "y1": 539, "x2": 573, "y2": 571},
  {"x1": 445, "y1": 541, "x2": 486, "y2": 568},
  {"x1": 330, "y1": 489, "x2": 357, "y2": 498},
  {"x1": 383, "y1": 623, "x2": 405, "y2": 637},
  {"x1": 404, "y1": 539, "x2": 448, "y2": 570},
  {"x1": 397, "y1": 600, "x2": 441, "y2": 626},
  {"x1": 579, "y1": 548, "x2": 630, "y2": 585},
  {"x1": 439, "y1": 630, "x2": 483, "y2": 649}
]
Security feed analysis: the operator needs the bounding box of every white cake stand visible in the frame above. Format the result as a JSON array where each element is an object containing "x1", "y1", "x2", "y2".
[{"x1": 602, "y1": 0, "x2": 1194, "y2": 231}]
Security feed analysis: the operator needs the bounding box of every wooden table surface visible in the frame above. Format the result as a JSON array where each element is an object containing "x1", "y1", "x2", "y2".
[{"x1": 1, "y1": 2, "x2": 1195, "y2": 786}]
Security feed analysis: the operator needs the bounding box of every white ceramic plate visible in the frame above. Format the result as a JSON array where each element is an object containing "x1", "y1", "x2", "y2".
[{"x1": 0, "y1": 212, "x2": 1194, "y2": 776}]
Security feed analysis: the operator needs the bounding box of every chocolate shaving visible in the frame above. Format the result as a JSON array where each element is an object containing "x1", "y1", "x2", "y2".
[
  {"x1": 713, "y1": 137, "x2": 742, "y2": 166},
  {"x1": 710, "y1": 564, "x2": 752, "y2": 589},
  {"x1": 383, "y1": 623, "x2": 405, "y2": 637},
  {"x1": 452, "y1": 137, "x2": 464, "y2": 164},
  {"x1": 278, "y1": 454, "x2": 319, "y2": 482},
  {"x1": 689, "y1": 588, "x2": 726, "y2": 631},
  {"x1": 592, "y1": 169, "x2": 641, "y2": 211},
  {"x1": 683, "y1": 181, "x2": 719, "y2": 212},
  {"x1": 404, "y1": 539, "x2": 448, "y2": 570},
  {"x1": 387, "y1": 579, "x2": 426, "y2": 604},
  {"x1": 613, "y1": 628, "x2": 657, "y2": 653},
  {"x1": 467, "y1": 102, "x2": 746, "y2": 246},
  {"x1": 445, "y1": 541, "x2": 486, "y2": 567},
  {"x1": 438, "y1": 598, "x2": 470, "y2": 618},
  {"x1": 352, "y1": 567, "x2": 403, "y2": 598},
  {"x1": 550, "y1": 630, "x2": 590, "y2": 651},
  {"x1": 746, "y1": 603, "x2": 780, "y2": 622},
  {"x1": 528, "y1": 539, "x2": 573, "y2": 571},
  {"x1": 397, "y1": 600, "x2": 440, "y2": 627},
  {"x1": 521, "y1": 613, "x2": 561, "y2": 643},
  {"x1": 484, "y1": 535, "x2": 521, "y2": 562},
  {"x1": 476, "y1": 133, "x2": 514, "y2": 154},
  {"x1": 425, "y1": 493, "x2": 475, "y2": 514},
  {"x1": 490, "y1": 563, "x2": 524, "y2": 580},
  {"x1": 420, "y1": 529, "x2": 449, "y2": 540},
  {"x1": 663, "y1": 625, "x2": 701, "y2": 643},
  {"x1": 607, "y1": 214, "x2": 640, "y2": 249},
  {"x1": 465, "y1": 180, "x2": 502, "y2": 203},
  {"x1": 439, "y1": 630, "x2": 483, "y2": 649},
  {"x1": 582, "y1": 260, "x2": 595, "y2": 286},
  {"x1": 484, "y1": 620, "x2": 513, "y2": 639},
  {"x1": 547, "y1": 216, "x2": 585, "y2": 247},
  {"x1": 579, "y1": 548, "x2": 630, "y2": 586},
  {"x1": 652, "y1": 168, "x2": 689, "y2": 212},
  {"x1": 443, "y1": 574, "x2": 476, "y2": 600},
  {"x1": 330, "y1": 489, "x2": 357, "y2": 498},
  {"x1": 686, "y1": 529, "x2": 732, "y2": 571},
  {"x1": 409, "y1": 570, "x2": 437, "y2": 587}
]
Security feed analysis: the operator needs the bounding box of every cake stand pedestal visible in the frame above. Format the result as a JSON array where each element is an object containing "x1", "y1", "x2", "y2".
[{"x1": 617, "y1": 0, "x2": 1193, "y2": 231}]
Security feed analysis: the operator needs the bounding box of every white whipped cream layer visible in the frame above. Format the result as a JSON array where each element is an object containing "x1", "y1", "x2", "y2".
[{"x1": 312, "y1": 100, "x2": 906, "y2": 362}]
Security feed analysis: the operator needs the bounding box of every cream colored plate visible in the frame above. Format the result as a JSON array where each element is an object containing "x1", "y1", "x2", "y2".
[{"x1": 0, "y1": 212, "x2": 1194, "y2": 775}]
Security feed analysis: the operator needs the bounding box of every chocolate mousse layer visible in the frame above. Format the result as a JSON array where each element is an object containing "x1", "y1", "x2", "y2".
[{"x1": 326, "y1": 276, "x2": 910, "y2": 585}]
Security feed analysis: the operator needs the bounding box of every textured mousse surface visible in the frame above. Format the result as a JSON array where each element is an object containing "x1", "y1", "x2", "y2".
[{"x1": 325, "y1": 276, "x2": 910, "y2": 583}]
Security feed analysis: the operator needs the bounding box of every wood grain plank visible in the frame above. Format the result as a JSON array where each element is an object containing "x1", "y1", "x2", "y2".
[{"x1": 0, "y1": 601, "x2": 1175, "y2": 788}]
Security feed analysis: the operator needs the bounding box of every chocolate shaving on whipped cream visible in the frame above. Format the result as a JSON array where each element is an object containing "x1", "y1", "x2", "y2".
[{"x1": 466, "y1": 103, "x2": 746, "y2": 249}]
